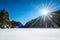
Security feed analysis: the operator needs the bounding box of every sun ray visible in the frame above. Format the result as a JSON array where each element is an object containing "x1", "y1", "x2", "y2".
[
  {"x1": 47, "y1": 15, "x2": 58, "y2": 27},
  {"x1": 47, "y1": 0, "x2": 53, "y2": 9},
  {"x1": 29, "y1": 0, "x2": 60, "y2": 27},
  {"x1": 29, "y1": 16, "x2": 41, "y2": 27}
]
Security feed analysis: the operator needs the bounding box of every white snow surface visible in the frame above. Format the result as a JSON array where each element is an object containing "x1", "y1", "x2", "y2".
[{"x1": 0, "y1": 28, "x2": 60, "y2": 40}]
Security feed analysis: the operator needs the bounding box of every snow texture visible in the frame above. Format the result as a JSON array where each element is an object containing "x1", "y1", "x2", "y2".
[{"x1": 0, "y1": 28, "x2": 60, "y2": 40}]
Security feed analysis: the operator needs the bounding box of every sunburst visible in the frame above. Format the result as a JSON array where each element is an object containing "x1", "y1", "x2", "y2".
[{"x1": 30, "y1": 0, "x2": 60, "y2": 27}]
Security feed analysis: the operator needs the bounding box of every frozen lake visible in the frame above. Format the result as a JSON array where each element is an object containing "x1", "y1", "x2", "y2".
[{"x1": 0, "y1": 28, "x2": 60, "y2": 40}]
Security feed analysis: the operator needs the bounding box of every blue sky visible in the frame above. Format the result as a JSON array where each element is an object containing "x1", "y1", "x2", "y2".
[{"x1": 0, "y1": 0, "x2": 60, "y2": 25}]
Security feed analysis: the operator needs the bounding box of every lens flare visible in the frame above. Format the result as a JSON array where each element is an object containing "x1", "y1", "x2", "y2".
[{"x1": 30, "y1": 0, "x2": 60, "y2": 27}]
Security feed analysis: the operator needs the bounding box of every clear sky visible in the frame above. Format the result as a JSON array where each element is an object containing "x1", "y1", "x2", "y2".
[{"x1": 0, "y1": 0, "x2": 60, "y2": 25}]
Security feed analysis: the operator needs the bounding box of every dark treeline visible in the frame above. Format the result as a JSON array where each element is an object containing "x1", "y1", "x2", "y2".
[{"x1": 0, "y1": 9, "x2": 23, "y2": 28}]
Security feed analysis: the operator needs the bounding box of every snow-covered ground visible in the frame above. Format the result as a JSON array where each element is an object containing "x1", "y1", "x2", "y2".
[{"x1": 0, "y1": 28, "x2": 60, "y2": 40}]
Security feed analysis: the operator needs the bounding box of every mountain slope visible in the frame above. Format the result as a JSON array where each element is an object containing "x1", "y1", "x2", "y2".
[{"x1": 25, "y1": 10, "x2": 60, "y2": 28}]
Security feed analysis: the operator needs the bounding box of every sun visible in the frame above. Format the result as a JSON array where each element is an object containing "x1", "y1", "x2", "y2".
[
  {"x1": 41, "y1": 8, "x2": 49, "y2": 16},
  {"x1": 37, "y1": 0, "x2": 59, "y2": 16}
]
